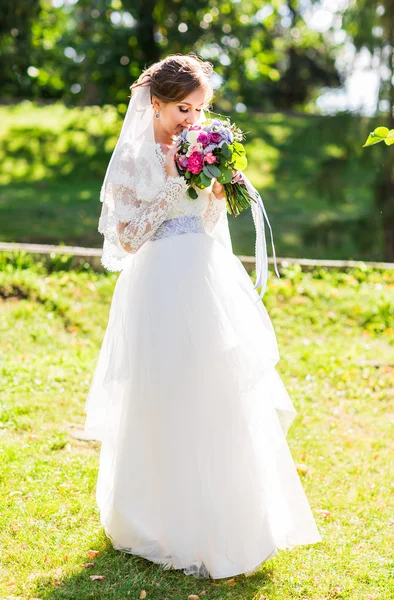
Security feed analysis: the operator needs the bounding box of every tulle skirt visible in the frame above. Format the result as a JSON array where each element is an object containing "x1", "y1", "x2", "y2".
[{"x1": 83, "y1": 230, "x2": 322, "y2": 579}]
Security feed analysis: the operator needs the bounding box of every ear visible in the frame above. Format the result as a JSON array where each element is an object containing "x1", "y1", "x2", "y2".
[{"x1": 151, "y1": 95, "x2": 161, "y2": 112}]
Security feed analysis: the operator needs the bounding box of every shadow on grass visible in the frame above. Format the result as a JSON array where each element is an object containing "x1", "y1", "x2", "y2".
[{"x1": 33, "y1": 535, "x2": 276, "y2": 600}]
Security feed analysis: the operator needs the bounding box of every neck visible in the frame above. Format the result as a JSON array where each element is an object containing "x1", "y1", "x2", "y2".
[{"x1": 153, "y1": 119, "x2": 176, "y2": 146}]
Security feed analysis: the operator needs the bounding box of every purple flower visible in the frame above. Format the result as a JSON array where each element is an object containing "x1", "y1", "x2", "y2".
[
  {"x1": 178, "y1": 154, "x2": 188, "y2": 169},
  {"x1": 208, "y1": 131, "x2": 222, "y2": 144},
  {"x1": 197, "y1": 131, "x2": 210, "y2": 147}
]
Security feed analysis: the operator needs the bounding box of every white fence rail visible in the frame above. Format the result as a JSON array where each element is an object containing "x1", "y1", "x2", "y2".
[{"x1": 0, "y1": 241, "x2": 393, "y2": 272}]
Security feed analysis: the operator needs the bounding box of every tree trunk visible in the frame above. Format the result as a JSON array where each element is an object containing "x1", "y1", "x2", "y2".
[
  {"x1": 380, "y1": 5, "x2": 394, "y2": 262},
  {"x1": 136, "y1": 0, "x2": 160, "y2": 67}
]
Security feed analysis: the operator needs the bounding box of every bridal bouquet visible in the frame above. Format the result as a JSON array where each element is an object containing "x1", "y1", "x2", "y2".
[{"x1": 175, "y1": 118, "x2": 256, "y2": 216}]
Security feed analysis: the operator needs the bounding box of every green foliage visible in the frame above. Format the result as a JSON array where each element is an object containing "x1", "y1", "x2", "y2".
[
  {"x1": 363, "y1": 126, "x2": 394, "y2": 147},
  {"x1": 0, "y1": 0, "x2": 341, "y2": 109}
]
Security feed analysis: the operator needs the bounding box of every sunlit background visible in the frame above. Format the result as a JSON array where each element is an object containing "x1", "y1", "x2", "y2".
[{"x1": 1, "y1": 0, "x2": 393, "y2": 262}]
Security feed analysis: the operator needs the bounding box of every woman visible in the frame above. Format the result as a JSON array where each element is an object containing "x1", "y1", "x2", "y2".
[{"x1": 83, "y1": 53, "x2": 322, "y2": 580}]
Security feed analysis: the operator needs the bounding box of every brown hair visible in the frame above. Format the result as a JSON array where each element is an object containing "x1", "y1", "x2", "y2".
[{"x1": 130, "y1": 53, "x2": 214, "y2": 106}]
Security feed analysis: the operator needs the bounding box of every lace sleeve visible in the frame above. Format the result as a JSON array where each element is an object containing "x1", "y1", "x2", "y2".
[
  {"x1": 117, "y1": 175, "x2": 188, "y2": 254},
  {"x1": 202, "y1": 191, "x2": 227, "y2": 234}
]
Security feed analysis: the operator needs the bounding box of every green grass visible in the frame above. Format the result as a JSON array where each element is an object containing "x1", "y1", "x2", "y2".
[
  {"x1": 0, "y1": 102, "x2": 388, "y2": 259},
  {"x1": 1, "y1": 253, "x2": 393, "y2": 599}
]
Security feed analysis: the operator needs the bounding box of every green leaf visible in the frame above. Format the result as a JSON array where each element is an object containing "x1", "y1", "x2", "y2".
[
  {"x1": 232, "y1": 141, "x2": 246, "y2": 155},
  {"x1": 217, "y1": 167, "x2": 233, "y2": 184},
  {"x1": 221, "y1": 142, "x2": 231, "y2": 159},
  {"x1": 200, "y1": 172, "x2": 211, "y2": 187},
  {"x1": 374, "y1": 127, "x2": 389, "y2": 137},
  {"x1": 203, "y1": 166, "x2": 214, "y2": 179},
  {"x1": 384, "y1": 129, "x2": 394, "y2": 146},
  {"x1": 363, "y1": 134, "x2": 384, "y2": 147},
  {"x1": 232, "y1": 155, "x2": 248, "y2": 170},
  {"x1": 364, "y1": 126, "x2": 394, "y2": 147},
  {"x1": 205, "y1": 164, "x2": 222, "y2": 178},
  {"x1": 187, "y1": 187, "x2": 198, "y2": 199}
]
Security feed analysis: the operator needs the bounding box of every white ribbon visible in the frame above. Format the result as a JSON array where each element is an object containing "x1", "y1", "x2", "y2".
[{"x1": 241, "y1": 174, "x2": 280, "y2": 303}]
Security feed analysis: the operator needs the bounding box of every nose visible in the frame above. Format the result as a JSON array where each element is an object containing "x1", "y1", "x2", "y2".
[{"x1": 186, "y1": 111, "x2": 200, "y2": 126}]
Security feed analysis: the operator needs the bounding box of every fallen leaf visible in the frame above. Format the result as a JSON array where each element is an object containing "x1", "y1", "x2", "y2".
[
  {"x1": 317, "y1": 509, "x2": 332, "y2": 518},
  {"x1": 365, "y1": 596, "x2": 376, "y2": 600},
  {"x1": 58, "y1": 483, "x2": 73, "y2": 492},
  {"x1": 333, "y1": 586, "x2": 343, "y2": 594},
  {"x1": 140, "y1": 591, "x2": 147, "y2": 599},
  {"x1": 87, "y1": 550, "x2": 100, "y2": 558},
  {"x1": 90, "y1": 575, "x2": 106, "y2": 581},
  {"x1": 10, "y1": 522, "x2": 21, "y2": 532},
  {"x1": 188, "y1": 596, "x2": 200, "y2": 600},
  {"x1": 82, "y1": 562, "x2": 94, "y2": 568},
  {"x1": 296, "y1": 463, "x2": 309, "y2": 475}
]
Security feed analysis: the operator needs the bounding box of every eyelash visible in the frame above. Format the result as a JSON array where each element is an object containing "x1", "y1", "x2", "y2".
[{"x1": 179, "y1": 107, "x2": 202, "y2": 113}]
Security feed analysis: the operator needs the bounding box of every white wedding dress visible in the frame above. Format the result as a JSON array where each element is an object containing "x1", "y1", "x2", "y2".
[{"x1": 83, "y1": 143, "x2": 322, "y2": 580}]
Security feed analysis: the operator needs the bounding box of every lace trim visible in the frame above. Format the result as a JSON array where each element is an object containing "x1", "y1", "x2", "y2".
[
  {"x1": 151, "y1": 215, "x2": 205, "y2": 241},
  {"x1": 117, "y1": 176, "x2": 189, "y2": 254},
  {"x1": 202, "y1": 192, "x2": 227, "y2": 233}
]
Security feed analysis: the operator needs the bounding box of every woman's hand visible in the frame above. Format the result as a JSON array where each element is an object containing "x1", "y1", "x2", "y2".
[
  {"x1": 164, "y1": 140, "x2": 182, "y2": 178},
  {"x1": 231, "y1": 170, "x2": 244, "y2": 184},
  {"x1": 212, "y1": 178, "x2": 225, "y2": 200},
  {"x1": 212, "y1": 170, "x2": 244, "y2": 200}
]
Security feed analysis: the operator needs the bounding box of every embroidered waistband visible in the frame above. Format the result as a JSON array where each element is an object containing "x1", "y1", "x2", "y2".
[{"x1": 151, "y1": 215, "x2": 205, "y2": 241}]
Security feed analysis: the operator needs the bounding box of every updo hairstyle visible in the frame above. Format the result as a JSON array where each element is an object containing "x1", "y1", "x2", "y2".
[{"x1": 130, "y1": 53, "x2": 214, "y2": 107}]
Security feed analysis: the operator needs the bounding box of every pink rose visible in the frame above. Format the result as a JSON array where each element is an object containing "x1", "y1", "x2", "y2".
[
  {"x1": 197, "y1": 132, "x2": 209, "y2": 147},
  {"x1": 204, "y1": 152, "x2": 217, "y2": 164},
  {"x1": 187, "y1": 151, "x2": 204, "y2": 174},
  {"x1": 208, "y1": 131, "x2": 221, "y2": 144}
]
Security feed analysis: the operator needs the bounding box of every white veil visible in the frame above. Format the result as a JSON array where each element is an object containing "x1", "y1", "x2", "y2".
[{"x1": 98, "y1": 82, "x2": 162, "y2": 272}]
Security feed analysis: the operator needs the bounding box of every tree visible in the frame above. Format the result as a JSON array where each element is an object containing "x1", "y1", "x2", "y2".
[
  {"x1": 341, "y1": 0, "x2": 394, "y2": 260},
  {"x1": 1, "y1": 0, "x2": 341, "y2": 111}
]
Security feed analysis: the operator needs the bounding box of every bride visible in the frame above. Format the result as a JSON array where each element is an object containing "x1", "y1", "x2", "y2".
[{"x1": 83, "y1": 52, "x2": 322, "y2": 580}]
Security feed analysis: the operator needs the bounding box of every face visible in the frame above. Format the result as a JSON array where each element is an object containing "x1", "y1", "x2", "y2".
[{"x1": 152, "y1": 86, "x2": 210, "y2": 140}]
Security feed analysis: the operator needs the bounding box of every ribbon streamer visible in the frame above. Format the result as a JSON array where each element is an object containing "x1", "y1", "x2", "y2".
[{"x1": 241, "y1": 174, "x2": 280, "y2": 303}]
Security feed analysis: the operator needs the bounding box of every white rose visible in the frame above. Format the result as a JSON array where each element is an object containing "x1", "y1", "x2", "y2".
[
  {"x1": 186, "y1": 130, "x2": 200, "y2": 144},
  {"x1": 186, "y1": 143, "x2": 203, "y2": 157}
]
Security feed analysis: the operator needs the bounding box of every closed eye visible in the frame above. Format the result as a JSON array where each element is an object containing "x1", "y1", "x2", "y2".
[{"x1": 179, "y1": 107, "x2": 202, "y2": 113}]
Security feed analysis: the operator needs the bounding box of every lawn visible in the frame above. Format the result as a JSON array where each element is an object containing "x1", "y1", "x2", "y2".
[
  {"x1": 0, "y1": 102, "x2": 387, "y2": 260},
  {"x1": 0, "y1": 253, "x2": 393, "y2": 599}
]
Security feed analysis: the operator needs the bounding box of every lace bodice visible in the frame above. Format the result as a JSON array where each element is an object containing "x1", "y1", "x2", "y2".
[{"x1": 116, "y1": 144, "x2": 227, "y2": 255}]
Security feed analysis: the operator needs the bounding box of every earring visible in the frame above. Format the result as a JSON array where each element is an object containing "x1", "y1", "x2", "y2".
[{"x1": 155, "y1": 112, "x2": 160, "y2": 119}]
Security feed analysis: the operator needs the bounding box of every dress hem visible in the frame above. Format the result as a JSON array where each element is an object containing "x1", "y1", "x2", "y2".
[{"x1": 103, "y1": 527, "x2": 322, "y2": 580}]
